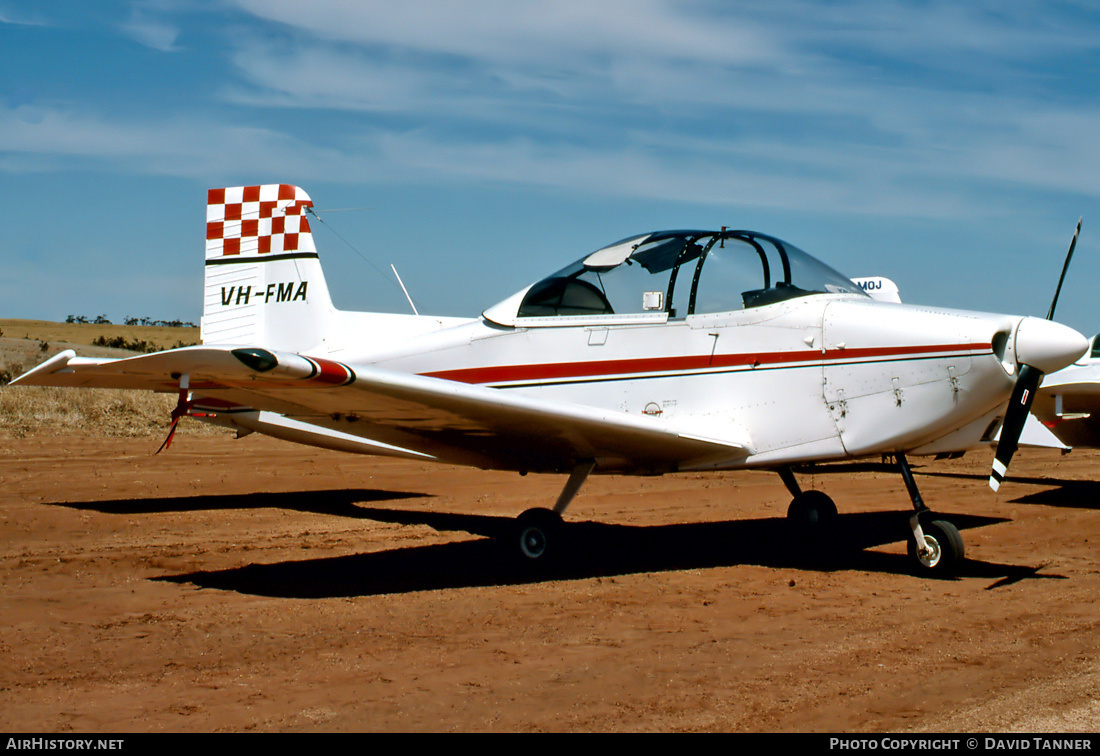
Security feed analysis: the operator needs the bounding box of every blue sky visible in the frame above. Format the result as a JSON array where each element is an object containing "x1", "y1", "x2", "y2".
[{"x1": 2, "y1": 1, "x2": 1099, "y2": 335}]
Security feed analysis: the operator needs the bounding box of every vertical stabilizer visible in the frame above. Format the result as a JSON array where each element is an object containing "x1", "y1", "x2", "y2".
[{"x1": 201, "y1": 185, "x2": 335, "y2": 352}]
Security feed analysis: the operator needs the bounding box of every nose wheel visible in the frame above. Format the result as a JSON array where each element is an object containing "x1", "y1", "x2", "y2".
[
  {"x1": 908, "y1": 517, "x2": 964, "y2": 574},
  {"x1": 779, "y1": 458, "x2": 967, "y2": 576},
  {"x1": 898, "y1": 453, "x2": 965, "y2": 576}
]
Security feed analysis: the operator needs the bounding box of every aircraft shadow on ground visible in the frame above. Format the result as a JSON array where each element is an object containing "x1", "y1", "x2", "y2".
[
  {"x1": 796, "y1": 461, "x2": 1100, "y2": 512},
  {"x1": 149, "y1": 505, "x2": 1052, "y2": 599},
  {"x1": 1007, "y1": 480, "x2": 1100, "y2": 509},
  {"x1": 45, "y1": 488, "x2": 430, "y2": 517},
  {"x1": 907, "y1": 471, "x2": 1100, "y2": 511}
]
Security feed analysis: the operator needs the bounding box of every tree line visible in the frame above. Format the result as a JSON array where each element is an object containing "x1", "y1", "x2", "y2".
[{"x1": 65, "y1": 315, "x2": 197, "y2": 328}]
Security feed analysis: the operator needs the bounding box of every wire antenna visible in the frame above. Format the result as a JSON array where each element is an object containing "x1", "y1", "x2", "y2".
[{"x1": 305, "y1": 206, "x2": 406, "y2": 298}]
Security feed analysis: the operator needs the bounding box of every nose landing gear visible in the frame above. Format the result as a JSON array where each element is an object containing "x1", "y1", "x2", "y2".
[{"x1": 898, "y1": 453, "x2": 964, "y2": 576}]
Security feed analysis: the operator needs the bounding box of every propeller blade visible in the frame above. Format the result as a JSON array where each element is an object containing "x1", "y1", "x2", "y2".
[
  {"x1": 990, "y1": 364, "x2": 1042, "y2": 491},
  {"x1": 1046, "y1": 217, "x2": 1082, "y2": 321}
]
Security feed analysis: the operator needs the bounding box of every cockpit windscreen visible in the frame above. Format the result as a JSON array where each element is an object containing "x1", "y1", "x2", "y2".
[{"x1": 516, "y1": 230, "x2": 867, "y2": 319}]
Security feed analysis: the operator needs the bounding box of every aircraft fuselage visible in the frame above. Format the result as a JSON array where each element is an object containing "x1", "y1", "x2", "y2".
[{"x1": 332, "y1": 296, "x2": 1021, "y2": 472}]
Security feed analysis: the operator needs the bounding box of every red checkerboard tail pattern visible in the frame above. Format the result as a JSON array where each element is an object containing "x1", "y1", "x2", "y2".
[
  {"x1": 202, "y1": 185, "x2": 334, "y2": 351},
  {"x1": 205, "y1": 184, "x2": 317, "y2": 259}
]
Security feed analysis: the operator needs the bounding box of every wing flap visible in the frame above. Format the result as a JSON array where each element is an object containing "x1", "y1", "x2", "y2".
[
  {"x1": 207, "y1": 363, "x2": 751, "y2": 471},
  {"x1": 340, "y1": 366, "x2": 752, "y2": 471}
]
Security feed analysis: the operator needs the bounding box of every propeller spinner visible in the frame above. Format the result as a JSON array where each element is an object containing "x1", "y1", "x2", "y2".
[{"x1": 989, "y1": 318, "x2": 1086, "y2": 491}]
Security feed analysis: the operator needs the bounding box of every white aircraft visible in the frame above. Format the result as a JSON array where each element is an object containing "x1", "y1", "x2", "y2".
[{"x1": 12, "y1": 185, "x2": 1089, "y2": 576}]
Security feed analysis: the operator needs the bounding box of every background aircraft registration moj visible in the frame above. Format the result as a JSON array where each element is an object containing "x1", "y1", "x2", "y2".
[{"x1": 12, "y1": 185, "x2": 1089, "y2": 576}]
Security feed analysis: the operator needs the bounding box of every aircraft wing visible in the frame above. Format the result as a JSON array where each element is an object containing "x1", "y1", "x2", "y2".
[{"x1": 12, "y1": 347, "x2": 751, "y2": 473}]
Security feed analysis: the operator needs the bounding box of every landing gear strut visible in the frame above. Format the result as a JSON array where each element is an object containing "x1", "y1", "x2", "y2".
[
  {"x1": 779, "y1": 458, "x2": 964, "y2": 576},
  {"x1": 512, "y1": 460, "x2": 595, "y2": 565},
  {"x1": 778, "y1": 467, "x2": 837, "y2": 532},
  {"x1": 897, "y1": 453, "x2": 964, "y2": 575}
]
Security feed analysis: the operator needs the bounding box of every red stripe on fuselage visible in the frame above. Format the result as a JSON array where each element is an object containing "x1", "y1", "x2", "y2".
[{"x1": 422, "y1": 342, "x2": 989, "y2": 385}]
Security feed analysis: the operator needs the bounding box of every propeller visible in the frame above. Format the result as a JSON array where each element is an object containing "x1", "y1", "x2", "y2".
[{"x1": 990, "y1": 221, "x2": 1087, "y2": 491}]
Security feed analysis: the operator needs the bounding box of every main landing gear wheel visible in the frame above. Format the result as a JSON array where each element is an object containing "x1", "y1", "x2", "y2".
[
  {"x1": 514, "y1": 508, "x2": 563, "y2": 564},
  {"x1": 908, "y1": 519, "x2": 964, "y2": 576},
  {"x1": 786, "y1": 490, "x2": 838, "y2": 532}
]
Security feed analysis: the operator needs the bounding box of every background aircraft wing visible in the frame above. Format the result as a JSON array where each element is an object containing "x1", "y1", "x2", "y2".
[
  {"x1": 12, "y1": 347, "x2": 751, "y2": 473},
  {"x1": 1029, "y1": 362, "x2": 1100, "y2": 448},
  {"x1": 994, "y1": 414, "x2": 1070, "y2": 451}
]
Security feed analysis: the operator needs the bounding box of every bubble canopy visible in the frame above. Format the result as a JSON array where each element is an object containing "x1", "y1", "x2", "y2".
[{"x1": 483, "y1": 230, "x2": 868, "y2": 327}]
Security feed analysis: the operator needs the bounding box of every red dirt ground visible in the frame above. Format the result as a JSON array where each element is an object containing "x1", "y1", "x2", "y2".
[{"x1": 1, "y1": 434, "x2": 1098, "y2": 732}]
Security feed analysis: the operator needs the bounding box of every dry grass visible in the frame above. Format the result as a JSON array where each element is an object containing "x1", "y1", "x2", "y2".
[
  {"x1": 0, "y1": 318, "x2": 199, "y2": 351},
  {"x1": 0, "y1": 386, "x2": 192, "y2": 438},
  {"x1": 0, "y1": 321, "x2": 227, "y2": 439}
]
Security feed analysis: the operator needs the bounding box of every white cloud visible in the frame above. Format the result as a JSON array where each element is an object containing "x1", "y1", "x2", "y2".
[
  {"x1": 119, "y1": 10, "x2": 181, "y2": 52},
  {"x1": 229, "y1": 0, "x2": 784, "y2": 70},
  {"x1": 0, "y1": 4, "x2": 49, "y2": 26},
  {"x1": 5, "y1": 1, "x2": 1100, "y2": 221},
  {"x1": 225, "y1": 39, "x2": 460, "y2": 113},
  {"x1": 0, "y1": 103, "x2": 354, "y2": 179}
]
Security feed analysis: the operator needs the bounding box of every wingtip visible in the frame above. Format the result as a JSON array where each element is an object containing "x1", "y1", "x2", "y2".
[{"x1": 8, "y1": 349, "x2": 77, "y2": 385}]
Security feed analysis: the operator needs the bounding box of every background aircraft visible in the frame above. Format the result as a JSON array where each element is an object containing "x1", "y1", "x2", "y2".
[
  {"x1": 1028, "y1": 336, "x2": 1100, "y2": 448},
  {"x1": 12, "y1": 185, "x2": 1089, "y2": 576}
]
